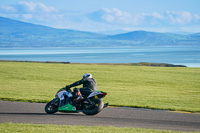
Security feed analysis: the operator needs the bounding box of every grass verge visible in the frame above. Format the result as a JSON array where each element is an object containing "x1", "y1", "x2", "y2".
[
  {"x1": 0, "y1": 123, "x2": 198, "y2": 133},
  {"x1": 0, "y1": 61, "x2": 200, "y2": 112}
]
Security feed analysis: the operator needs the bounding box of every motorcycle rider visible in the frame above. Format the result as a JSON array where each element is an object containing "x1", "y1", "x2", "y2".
[{"x1": 65, "y1": 73, "x2": 97, "y2": 103}]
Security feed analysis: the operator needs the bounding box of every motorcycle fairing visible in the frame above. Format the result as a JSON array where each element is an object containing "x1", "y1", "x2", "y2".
[
  {"x1": 56, "y1": 89, "x2": 72, "y2": 100},
  {"x1": 87, "y1": 91, "x2": 107, "y2": 99},
  {"x1": 58, "y1": 104, "x2": 77, "y2": 112},
  {"x1": 56, "y1": 88, "x2": 76, "y2": 112}
]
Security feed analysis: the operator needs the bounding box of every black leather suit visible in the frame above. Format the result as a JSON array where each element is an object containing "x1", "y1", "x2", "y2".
[{"x1": 69, "y1": 77, "x2": 97, "y2": 96}]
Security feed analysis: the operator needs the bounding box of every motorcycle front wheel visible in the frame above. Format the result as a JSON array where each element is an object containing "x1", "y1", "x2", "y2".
[
  {"x1": 82, "y1": 99, "x2": 104, "y2": 115},
  {"x1": 45, "y1": 99, "x2": 59, "y2": 114}
]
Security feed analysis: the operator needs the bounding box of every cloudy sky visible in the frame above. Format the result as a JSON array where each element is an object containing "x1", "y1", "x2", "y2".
[{"x1": 1, "y1": 0, "x2": 200, "y2": 34}]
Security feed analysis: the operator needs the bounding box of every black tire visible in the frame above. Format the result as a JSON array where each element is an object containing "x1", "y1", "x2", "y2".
[
  {"x1": 45, "y1": 100, "x2": 59, "y2": 114},
  {"x1": 83, "y1": 99, "x2": 104, "y2": 115}
]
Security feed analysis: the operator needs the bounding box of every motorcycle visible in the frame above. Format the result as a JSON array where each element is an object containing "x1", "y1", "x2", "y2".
[{"x1": 45, "y1": 87, "x2": 108, "y2": 115}]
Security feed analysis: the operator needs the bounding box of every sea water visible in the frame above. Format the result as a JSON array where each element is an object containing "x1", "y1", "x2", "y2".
[{"x1": 0, "y1": 46, "x2": 200, "y2": 67}]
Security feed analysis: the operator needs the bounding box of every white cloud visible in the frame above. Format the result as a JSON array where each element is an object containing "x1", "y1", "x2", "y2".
[
  {"x1": 0, "y1": 1, "x2": 64, "y2": 27},
  {"x1": 0, "y1": 1, "x2": 59, "y2": 20},
  {"x1": 0, "y1": 5, "x2": 17, "y2": 13},
  {"x1": 99, "y1": 8, "x2": 133, "y2": 24},
  {"x1": 151, "y1": 12, "x2": 164, "y2": 19},
  {"x1": 165, "y1": 11, "x2": 193, "y2": 24},
  {"x1": 88, "y1": 8, "x2": 166, "y2": 25},
  {"x1": 0, "y1": 2, "x2": 200, "y2": 33},
  {"x1": 88, "y1": 8, "x2": 200, "y2": 26},
  {"x1": 22, "y1": 14, "x2": 33, "y2": 19},
  {"x1": 16, "y1": 1, "x2": 58, "y2": 13}
]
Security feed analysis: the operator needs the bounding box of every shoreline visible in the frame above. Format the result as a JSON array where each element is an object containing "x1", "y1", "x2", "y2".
[{"x1": 0, "y1": 60, "x2": 187, "y2": 67}]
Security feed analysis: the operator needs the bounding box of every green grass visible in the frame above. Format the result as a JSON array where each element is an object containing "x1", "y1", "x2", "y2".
[
  {"x1": 0, "y1": 61, "x2": 200, "y2": 112},
  {"x1": 0, "y1": 123, "x2": 198, "y2": 133}
]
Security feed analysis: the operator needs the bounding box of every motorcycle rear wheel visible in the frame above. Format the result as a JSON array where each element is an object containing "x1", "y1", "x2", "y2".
[
  {"x1": 45, "y1": 100, "x2": 59, "y2": 114},
  {"x1": 83, "y1": 99, "x2": 104, "y2": 115}
]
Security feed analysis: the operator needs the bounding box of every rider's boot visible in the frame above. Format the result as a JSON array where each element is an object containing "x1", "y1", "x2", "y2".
[
  {"x1": 73, "y1": 95, "x2": 84, "y2": 103},
  {"x1": 72, "y1": 88, "x2": 84, "y2": 104},
  {"x1": 83, "y1": 98, "x2": 93, "y2": 104}
]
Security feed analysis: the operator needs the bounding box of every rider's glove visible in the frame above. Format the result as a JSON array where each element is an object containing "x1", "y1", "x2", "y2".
[{"x1": 64, "y1": 85, "x2": 71, "y2": 91}]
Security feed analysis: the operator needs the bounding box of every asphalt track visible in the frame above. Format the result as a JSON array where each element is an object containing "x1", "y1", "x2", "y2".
[{"x1": 0, "y1": 101, "x2": 200, "y2": 132}]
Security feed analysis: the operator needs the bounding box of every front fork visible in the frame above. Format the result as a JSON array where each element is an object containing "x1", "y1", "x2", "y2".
[{"x1": 52, "y1": 98, "x2": 60, "y2": 106}]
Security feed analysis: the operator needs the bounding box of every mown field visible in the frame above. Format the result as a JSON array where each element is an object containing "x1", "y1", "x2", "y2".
[{"x1": 0, "y1": 61, "x2": 200, "y2": 112}]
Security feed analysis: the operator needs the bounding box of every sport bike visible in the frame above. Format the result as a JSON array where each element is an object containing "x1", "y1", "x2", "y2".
[{"x1": 45, "y1": 88, "x2": 108, "y2": 115}]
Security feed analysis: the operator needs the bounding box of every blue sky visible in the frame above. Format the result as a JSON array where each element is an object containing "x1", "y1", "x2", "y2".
[{"x1": 1, "y1": 0, "x2": 200, "y2": 34}]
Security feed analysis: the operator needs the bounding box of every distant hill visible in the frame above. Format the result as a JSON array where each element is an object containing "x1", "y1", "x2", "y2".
[
  {"x1": 106, "y1": 31, "x2": 200, "y2": 46},
  {"x1": 0, "y1": 16, "x2": 199, "y2": 47},
  {"x1": 0, "y1": 17, "x2": 106, "y2": 47}
]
